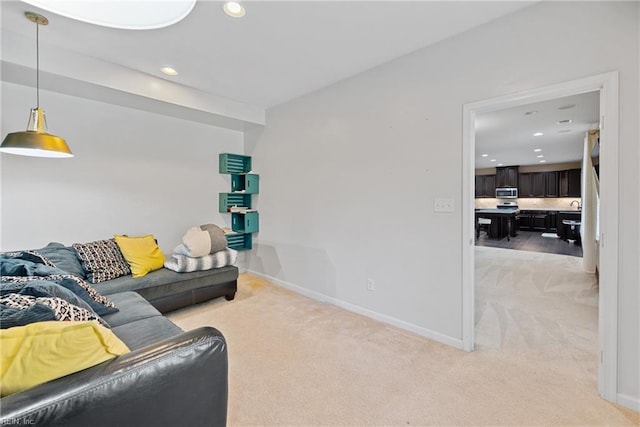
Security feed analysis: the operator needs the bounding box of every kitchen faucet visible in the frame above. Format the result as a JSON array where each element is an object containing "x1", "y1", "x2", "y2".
[{"x1": 570, "y1": 200, "x2": 581, "y2": 210}]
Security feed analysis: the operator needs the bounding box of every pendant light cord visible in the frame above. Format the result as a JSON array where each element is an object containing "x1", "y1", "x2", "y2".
[{"x1": 36, "y1": 21, "x2": 40, "y2": 108}]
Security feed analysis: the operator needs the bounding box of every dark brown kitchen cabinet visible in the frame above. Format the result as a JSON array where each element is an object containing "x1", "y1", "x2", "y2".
[
  {"x1": 545, "y1": 171, "x2": 559, "y2": 197},
  {"x1": 559, "y1": 169, "x2": 581, "y2": 197},
  {"x1": 518, "y1": 210, "x2": 548, "y2": 231},
  {"x1": 519, "y1": 170, "x2": 571, "y2": 198},
  {"x1": 519, "y1": 172, "x2": 545, "y2": 198},
  {"x1": 546, "y1": 211, "x2": 559, "y2": 232},
  {"x1": 518, "y1": 173, "x2": 532, "y2": 197},
  {"x1": 496, "y1": 166, "x2": 519, "y2": 188},
  {"x1": 475, "y1": 174, "x2": 496, "y2": 198},
  {"x1": 531, "y1": 173, "x2": 546, "y2": 197}
]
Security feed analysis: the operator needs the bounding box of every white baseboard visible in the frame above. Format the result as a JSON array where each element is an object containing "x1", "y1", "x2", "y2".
[
  {"x1": 617, "y1": 393, "x2": 640, "y2": 412},
  {"x1": 246, "y1": 270, "x2": 464, "y2": 350}
]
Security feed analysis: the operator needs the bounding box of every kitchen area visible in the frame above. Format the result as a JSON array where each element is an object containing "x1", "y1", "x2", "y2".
[{"x1": 475, "y1": 164, "x2": 584, "y2": 257}]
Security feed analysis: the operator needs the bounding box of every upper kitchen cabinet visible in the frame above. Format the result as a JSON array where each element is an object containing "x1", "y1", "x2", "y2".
[
  {"x1": 495, "y1": 166, "x2": 519, "y2": 188},
  {"x1": 545, "y1": 171, "x2": 559, "y2": 197},
  {"x1": 559, "y1": 169, "x2": 581, "y2": 197},
  {"x1": 519, "y1": 168, "x2": 579, "y2": 198},
  {"x1": 519, "y1": 172, "x2": 545, "y2": 197},
  {"x1": 475, "y1": 174, "x2": 496, "y2": 198}
]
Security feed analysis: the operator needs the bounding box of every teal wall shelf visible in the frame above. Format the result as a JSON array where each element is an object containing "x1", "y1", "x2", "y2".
[
  {"x1": 219, "y1": 193, "x2": 253, "y2": 213},
  {"x1": 225, "y1": 233, "x2": 252, "y2": 250},
  {"x1": 231, "y1": 212, "x2": 259, "y2": 233},
  {"x1": 231, "y1": 174, "x2": 259, "y2": 194},
  {"x1": 219, "y1": 153, "x2": 252, "y2": 174},
  {"x1": 219, "y1": 153, "x2": 259, "y2": 250}
]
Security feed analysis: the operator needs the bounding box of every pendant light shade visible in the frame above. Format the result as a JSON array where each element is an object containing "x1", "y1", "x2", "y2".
[
  {"x1": 1, "y1": 108, "x2": 72, "y2": 158},
  {"x1": 0, "y1": 12, "x2": 73, "y2": 158}
]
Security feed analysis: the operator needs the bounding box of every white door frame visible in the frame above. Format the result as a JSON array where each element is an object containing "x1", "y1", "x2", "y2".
[{"x1": 461, "y1": 71, "x2": 619, "y2": 403}]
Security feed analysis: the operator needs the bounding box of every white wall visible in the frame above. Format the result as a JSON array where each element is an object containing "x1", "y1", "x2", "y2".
[
  {"x1": 246, "y1": 2, "x2": 639, "y2": 405},
  {"x1": 1, "y1": 82, "x2": 243, "y2": 254}
]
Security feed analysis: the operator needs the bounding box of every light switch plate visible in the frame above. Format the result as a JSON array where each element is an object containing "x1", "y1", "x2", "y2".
[{"x1": 434, "y1": 198, "x2": 455, "y2": 213}]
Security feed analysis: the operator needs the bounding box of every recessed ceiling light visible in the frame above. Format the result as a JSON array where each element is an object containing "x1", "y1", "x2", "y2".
[
  {"x1": 558, "y1": 129, "x2": 572, "y2": 133},
  {"x1": 534, "y1": 148, "x2": 542, "y2": 152},
  {"x1": 558, "y1": 104, "x2": 576, "y2": 110},
  {"x1": 223, "y1": 1, "x2": 246, "y2": 17},
  {"x1": 161, "y1": 66, "x2": 178, "y2": 76},
  {"x1": 524, "y1": 110, "x2": 538, "y2": 115},
  {"x1": 539, "y1": 160, "x2": 547, "y2": 163},
  {"x1": 481, "y1": 154, "x2": 489, "y2": 157},
  {"x1": 490, "y1": 159, "x2": 497, "y2": 162},
  {"x1": 557, "y1": 119, "x2": 573, "y2": 124},
  {"x1": 22, "y1": 0, "x2": 196, "y2": 29},
  {"x1": 533, "y1": 132, "x2": 544, "y2": 137},
  {"x1": 537, "y1": 155, "x2": 544, "y2": 158},
  {"x1": 497, "y1": 163, "x2": 504, "y2": 166}
]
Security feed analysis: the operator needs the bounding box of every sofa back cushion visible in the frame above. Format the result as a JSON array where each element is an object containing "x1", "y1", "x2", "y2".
[{"x1": 34, "y1": 242, "x2": 86, "y2": 280}]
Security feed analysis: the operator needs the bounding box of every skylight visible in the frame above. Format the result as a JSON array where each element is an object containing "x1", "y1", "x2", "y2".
[{"x1": 21, "y1": 0, "x2": 197, "y2": 30}]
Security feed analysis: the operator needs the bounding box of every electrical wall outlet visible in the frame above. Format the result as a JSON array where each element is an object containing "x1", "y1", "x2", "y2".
[{"x1": 367, "y1": 278, "x2": 375, "y2": 291}]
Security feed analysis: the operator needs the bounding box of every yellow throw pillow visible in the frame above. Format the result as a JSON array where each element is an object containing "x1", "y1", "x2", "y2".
[
  {"x1": 0, "y1": 321, "x2": 130, "y2": 397},
  {"x1": 114, "y1": 234, "x2": 166, "y2": 278}
]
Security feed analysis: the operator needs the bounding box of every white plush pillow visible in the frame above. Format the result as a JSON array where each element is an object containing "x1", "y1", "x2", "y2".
[
  {"x1": 181, "y1": 224, "x2": 227, "y2": 258},
  {"x1": 182, "y1": 226, "x2": 211, "y2": 258}
]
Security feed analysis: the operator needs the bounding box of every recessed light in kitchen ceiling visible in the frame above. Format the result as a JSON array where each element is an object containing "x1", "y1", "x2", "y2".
[
  {"x1": 558, "y1": 129, "x2": 572, "y2": 133},
  {"x1": 490, "y1": 159, "x2": 497, "y2": 162},
  {"x1": 481, "y1": 154, "x2": 488, "y2": 157},
  {"x1": 539, "y1": 160, "x2": 547, "y2": 163},
  {"x1": 161, "y1": 66, "x2": 179, "y2": 76},
  {"x1": 558, "y1": 104, "x2": 576, "y2": 110},
  {"x1": 224, "y1": 1, "x2": 246, "y2": 17},
  {"x1": 557, "y1": 119, "x2": 573, "y2": 124},
  {"x1": 537, "y1": 155, "x2": 544, "y2": 158},
  {"x1": 21, "y1": 0, "x2": 196, "y2": 29},
  {"x1": 533, "y1": 148, "x2": 542, "y2": 152},
  {"x1": 524, "y1": 110, "x2": 538, "y2": 115},
  {"x1": 533, "y1": 132, "x2": 544, "y2": 136}
]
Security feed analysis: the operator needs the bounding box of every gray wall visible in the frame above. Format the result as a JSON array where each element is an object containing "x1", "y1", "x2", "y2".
[
  {"x1": 1, "y1": 82, "x2": 243, "y2": 254},
  {"x1": 246, "y1": 2, "x2": 639, "y2": 405}
]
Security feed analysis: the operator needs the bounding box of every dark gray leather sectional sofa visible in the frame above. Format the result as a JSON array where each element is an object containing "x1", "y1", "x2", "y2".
[
  {"x1": 0, "y1": 291, "x2": 229, "y2": 426},
  {"x1": 97, "y1": 265, "x2": 239, "y2": 313},
  {"x1": 0, "y1": 248, "x2": 238, "y2": 426}
]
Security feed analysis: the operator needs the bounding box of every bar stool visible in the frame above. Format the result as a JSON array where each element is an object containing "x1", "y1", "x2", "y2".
[
  {"x1": 476, "y1": 217, "x2": 491, "y2": 238},
  {"x1": 562, "y1": 220, "x2": 581, "y2": 246}
]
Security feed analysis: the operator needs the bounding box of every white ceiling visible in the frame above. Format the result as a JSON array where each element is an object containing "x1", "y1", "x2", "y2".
[
  {"x1": 1, "y1": 0, "x2": 536, "y2": 109},
  {"x1": 475, "y1": 91, "x2": 600, "y2": 168}
]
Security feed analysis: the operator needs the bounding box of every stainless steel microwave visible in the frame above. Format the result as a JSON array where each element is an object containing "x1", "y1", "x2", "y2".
[{"x1": 496, "y1": 187, "x2": 518, "y2": 198}]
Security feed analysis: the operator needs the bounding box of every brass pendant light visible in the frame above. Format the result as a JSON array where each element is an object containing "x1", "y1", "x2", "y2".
[{"x1": 0, "y1": 12, "x2": 73, "y2": 158}]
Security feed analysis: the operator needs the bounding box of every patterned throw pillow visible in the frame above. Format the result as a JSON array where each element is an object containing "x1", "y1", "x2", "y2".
[{"x1": 72, "y1": 239, "x2": 131, "y2": 284}]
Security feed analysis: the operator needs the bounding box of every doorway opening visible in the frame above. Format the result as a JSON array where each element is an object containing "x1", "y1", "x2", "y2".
[{"x1": 461, "y1": 72, "x2": 619, "y2": 403}]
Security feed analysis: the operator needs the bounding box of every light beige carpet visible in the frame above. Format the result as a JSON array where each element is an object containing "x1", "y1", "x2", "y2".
[{"x1": 168, "y1": 249, "x2": 638, "y2": 426}]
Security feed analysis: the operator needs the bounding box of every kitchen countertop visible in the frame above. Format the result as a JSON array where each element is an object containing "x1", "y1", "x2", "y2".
[
  {"x1": 475, "y1": 208, "x2": 519, "y2": 214},
  {"x1": 515, "y1": 208, "x2": 581, "y2": 212}
]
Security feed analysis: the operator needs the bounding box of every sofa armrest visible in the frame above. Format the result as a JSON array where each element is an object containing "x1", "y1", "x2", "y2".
[{"x1": 0, "y1": 327, "x2": 228, "y2": 427}]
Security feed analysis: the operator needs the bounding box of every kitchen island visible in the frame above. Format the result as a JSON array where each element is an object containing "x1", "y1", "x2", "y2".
[{"x1": 475, "y1": 208, "x2": 519, "y2": 241}]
